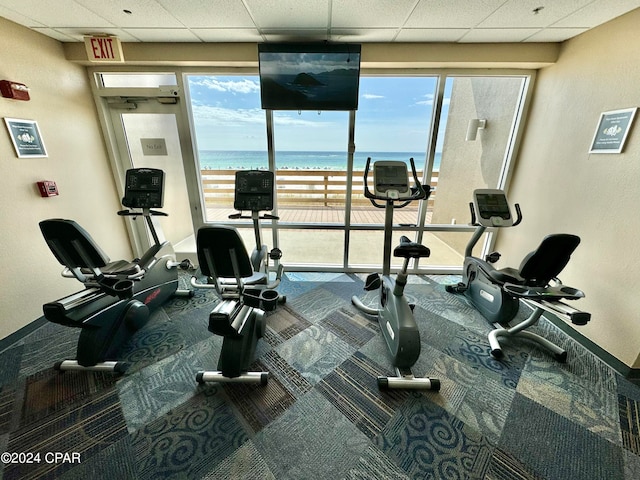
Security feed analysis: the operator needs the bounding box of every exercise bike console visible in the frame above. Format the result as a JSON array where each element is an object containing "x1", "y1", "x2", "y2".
[{"x1": 472, "y1": 189, "x2": 522, "y2": 228}]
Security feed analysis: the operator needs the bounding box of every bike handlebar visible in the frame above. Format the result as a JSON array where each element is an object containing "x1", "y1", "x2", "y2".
[
  {"x1": 229, "y1": 212, "x2": 280, "y2": 221},
  {"x1": 117, "y1": 209, "x2": 168, "y2": 217}
]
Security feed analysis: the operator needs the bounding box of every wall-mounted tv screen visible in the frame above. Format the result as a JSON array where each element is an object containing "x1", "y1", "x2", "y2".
[{"x1": 258, "y1": 43, "x2": 361, "y2": 111}]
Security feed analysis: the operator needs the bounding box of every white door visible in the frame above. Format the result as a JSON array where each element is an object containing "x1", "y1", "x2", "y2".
[{"x1": 106, "y1": 98, "x2": 195, "y2": 258}]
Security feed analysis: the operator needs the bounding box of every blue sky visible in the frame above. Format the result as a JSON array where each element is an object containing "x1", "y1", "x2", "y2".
[{"x1": 187, "y1": 75, "x2": 450, "y2": 153}]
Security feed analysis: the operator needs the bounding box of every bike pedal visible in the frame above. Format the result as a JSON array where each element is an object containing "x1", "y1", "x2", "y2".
[
  {"x1": 179, "y1": 259, "x2": 195, "y2": 270},
  {"x1": 364, "y1": 273, "x2": 381, "y2": 291}
]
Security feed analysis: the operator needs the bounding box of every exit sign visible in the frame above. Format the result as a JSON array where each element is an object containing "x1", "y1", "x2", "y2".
[{"x1": 84, "y1": 36, "x2": 124, "y2": 63}]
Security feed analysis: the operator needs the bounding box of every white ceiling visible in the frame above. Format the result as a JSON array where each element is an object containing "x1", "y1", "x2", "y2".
[{"x1": 1, "y1": 0, "x2": 639, "y2": 44}]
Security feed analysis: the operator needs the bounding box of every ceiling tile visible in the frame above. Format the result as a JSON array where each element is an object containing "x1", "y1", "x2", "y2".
[
  {"x1": 261, "y1": 29, "x2": 329, "y2": 43},
  {"x1": 331, "y1": 0, "x2": 417, "y2": 28},
  {"x1": 478, "y1": 0, "x2": 595, "y2": 28},
  {"x1": 525, "y1": 27, "x2": 588, "y2": 42},
  {"x1": 330, "y1": 28, "x2": 399, "y2": 42},
  {"x1": 395, "y1": 28, "x2": 468, "y2": 42},
  {"x1": 1, "y1": 0, "x2": 640, "y2": 45},
  {"x1": 31, "y1": 27, "x2": 78, "y2": 42},
  {"x1": 405, "y1": 0, "x2": 508, "y2": 28},
  {"x1": 75, "y1": 0, "x2": 183, "y2": 28},
  {"x1": 53, "y1": 27, "x2": 141, "y2": 42},
  {"x1": 1, "y1": 0, "x2": 115, "y2": 28},
  {"x1": 122, "y1": 28, "x2": 202, "y2": 42},
  {"x1": 459, "y1": 28, "x2": 542, "y2": 42},
  {"x1": 192, "y1": 28, "x2": 263, "y2": 42},
  {"x1": 552, "y1": 0, "x2": 640, "y2": 28},
  {"x1": 245, "y1": 0, "x2": 329, "y2": 29},
  {"x1": 0, "y1": 4, "x2": 45, "y2": 26},
  {"x1": 155, "y1": 0, "x2": 255, "y2": 28}
]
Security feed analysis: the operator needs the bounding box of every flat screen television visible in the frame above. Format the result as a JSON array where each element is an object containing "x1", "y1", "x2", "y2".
[{"x1": 258, "y1": 43, "x2": 361, "y2": 111}]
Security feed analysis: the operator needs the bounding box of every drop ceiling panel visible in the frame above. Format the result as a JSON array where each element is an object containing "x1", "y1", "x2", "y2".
[
  {"x1": 262, "y1": 29, "x2": 330, "y2": 43},
  {"x1": 193, "y1": 28, "x2": 263, "y2": 42},
  {"x1": 460, "y1": 28, "x2": 542, "y2": 43},
  {"x1": 0, "y1": 4, "x2": 45, "y2": 27},
  {"x1": 331, "y1": 0, "x2": 417, "y2": 28},
  {"x1": 31, "y1": 28, "x2": 78, "y2": 42},
  {"x1": 156, "y1": 0, "x2": 255, "y2": 28},
  {"x1": 123, "y1": 28, "x2": 202, "y2": 42},
  {"x1": 245, "y1": 0, "x2": 329, "y2": 29},
  {"x1": 405, "y1": 0, "x2": 507, "y2": 28},
  {"x1": 525, "y1": 28, "x2": 589, "y2": 42},
  {"x1": 1, "y1": 0, "x2": 640, "y2": 44},
  {"x1": 479, "y1": 0, "x2": 594, "y2": 28},
  {"x1": 51, "y1": 27, "x2": 140, "y2": 42},
  {"x1": 0, "y1": 0, "x2": 114, "y2": 28},
  {"x1": 552, "y1": 0, "x2": 640, "y2": 27},
  {"x1": 75, "y1": 0, "x2": 183, "y2": 28},
  {"x1": 331, "y1": 28, "x2": 400, "y2": 43},
  {"x1": 395, "y1": 28, "x2": 469, "y2": 42}
]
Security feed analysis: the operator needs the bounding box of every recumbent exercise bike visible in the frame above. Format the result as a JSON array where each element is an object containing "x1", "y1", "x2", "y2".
[
  {"x1": 39, "y1": 168, "x2": 192, "y2": 373},
  {"x1": 446, "y1": 189, "x2": 591, "y2": 361},
  {"x1": 352, "y1": 158, "x2": 440, "y2": 391},
  {"x1": 191, "y1": 170, "x2": 284, "y2": 384}
]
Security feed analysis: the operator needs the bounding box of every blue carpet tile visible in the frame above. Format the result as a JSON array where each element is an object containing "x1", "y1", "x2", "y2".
[{"x1": 1, "y1": 271, "x2": 639, "y2": 479}]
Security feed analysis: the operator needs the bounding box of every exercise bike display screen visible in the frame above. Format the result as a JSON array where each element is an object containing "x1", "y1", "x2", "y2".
[
  {"x1": 475, "y1": 191, "x2": 511, "y2": 223},
  {"x1": 122, "y1": 168, "x2": 164, "y2": 209},
  {"x1": 234, "y1": 170, "x2": 274, "y2": 212},
  {"x1": 373, "y1": 162, "x2": 410, "y2": 196}
]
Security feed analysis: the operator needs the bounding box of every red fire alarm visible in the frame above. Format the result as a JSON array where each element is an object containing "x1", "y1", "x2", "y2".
[
  {"x1": 0, "y1": 80, "x2": 30, "y2": 101},
  {"x1": 37, "y1": 181, "x2": 59, "y2": 197}
]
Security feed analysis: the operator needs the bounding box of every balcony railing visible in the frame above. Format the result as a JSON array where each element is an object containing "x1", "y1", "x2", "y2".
[{"x1": 200, "y1": 169, "x2": 439, "y2": 211}]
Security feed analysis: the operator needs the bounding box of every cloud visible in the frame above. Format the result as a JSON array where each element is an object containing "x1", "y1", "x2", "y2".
[
  {"x1": 273, "y1": 112, "x2": 335, "y2": 127},
  {"x1": 416, "y1": 93, "x2": 434, "y2": 106},
  {"x1": 415, "y1": 93, "x2": 450, "y2": 106},
  {"x1": 362, "y1": 93, "x2": 384, "y2": 99},
  {"x1": 191, "y1": 104, "x2": 264, "y2": 126},
  {"x1": 191, "y1": 77, "x2": 260, "y2": 94}
]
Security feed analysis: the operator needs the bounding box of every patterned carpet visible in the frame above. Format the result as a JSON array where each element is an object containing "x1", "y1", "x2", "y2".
[{"x1": 1, "y1": 271, "x2": 640, "y2": 479}]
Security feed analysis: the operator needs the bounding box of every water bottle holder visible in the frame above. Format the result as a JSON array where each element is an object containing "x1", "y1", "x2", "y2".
[{"x1": 242, "y1": 288, "x2": 279, "y2": 311}]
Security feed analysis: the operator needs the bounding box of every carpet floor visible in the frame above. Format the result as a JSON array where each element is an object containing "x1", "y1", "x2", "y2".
[{"x1": 1, "y1": 271, "x2": 639, "y2": 479}]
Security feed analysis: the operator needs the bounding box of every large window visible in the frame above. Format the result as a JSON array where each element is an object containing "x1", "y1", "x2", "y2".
[
  {"x1": 188, "y1": 75, "x2": 268, "y2": 226},
  {"x1": 182, "y1": 72, "x2": 531, "y2": 272}
]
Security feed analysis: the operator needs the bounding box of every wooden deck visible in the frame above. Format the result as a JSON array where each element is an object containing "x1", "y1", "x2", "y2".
[
  {"x1": 205, "y1": 205, "x2": 431, "y2": 225},
  {"x1": 200, "y1": 168, "x2": 438, "y2": 225}
]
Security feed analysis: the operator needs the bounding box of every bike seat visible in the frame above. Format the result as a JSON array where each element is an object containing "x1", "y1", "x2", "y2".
[
  {"x1": 100, "y1": 260, "x2": 142, "y2": 276},
  {"x1": 393, "y1": 236, "x2": 430, "y2": 259}
]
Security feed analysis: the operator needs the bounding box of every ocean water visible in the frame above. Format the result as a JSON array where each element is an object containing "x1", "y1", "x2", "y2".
[{"x1": 198, "y1": 150, "x2": 441, "y2": 171}]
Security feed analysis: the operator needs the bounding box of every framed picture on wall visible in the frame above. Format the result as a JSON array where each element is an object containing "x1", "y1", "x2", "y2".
[
  {"x1": 4, "y1": 117, "x2": 48, "y2": 158},
  {"x1": 589, "y1": 107, "x2": 637, "y2": 154}
]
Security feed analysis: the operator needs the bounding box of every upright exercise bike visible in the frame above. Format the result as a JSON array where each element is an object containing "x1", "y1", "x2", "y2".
[
  {"x1": 446, "y1": 189, "x2": 590, "y2": 361},
  {"x1": 352, "y1": 158, "x2": 440, "y2": 391},
  {"x1": 39, "y1": 168, "x2": 192, "y2": 372}
]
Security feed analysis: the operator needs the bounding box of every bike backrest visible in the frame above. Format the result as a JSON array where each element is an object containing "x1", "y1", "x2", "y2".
[
  {"x1": 196, "y1": 226, "x2": 253, "y2": 279},
  {"x1": 518, "y1": 234, "x2": 580, "y2": 287},
  {"x1": 39, "y1": 219, "x2": 111, "y2": 269}
]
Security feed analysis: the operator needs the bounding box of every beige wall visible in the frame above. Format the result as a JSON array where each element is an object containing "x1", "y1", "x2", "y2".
[
  {"x1": 0, "y1": 17, "x2": 131, "y2": 340},
  {"x1": 496, "y1": 8, "x2": 640, "y2": 368}
]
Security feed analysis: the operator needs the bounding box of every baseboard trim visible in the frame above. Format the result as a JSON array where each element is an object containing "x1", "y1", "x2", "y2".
[{"x1": 547, "y1": 315, "x2": 640, "y2": 382}]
